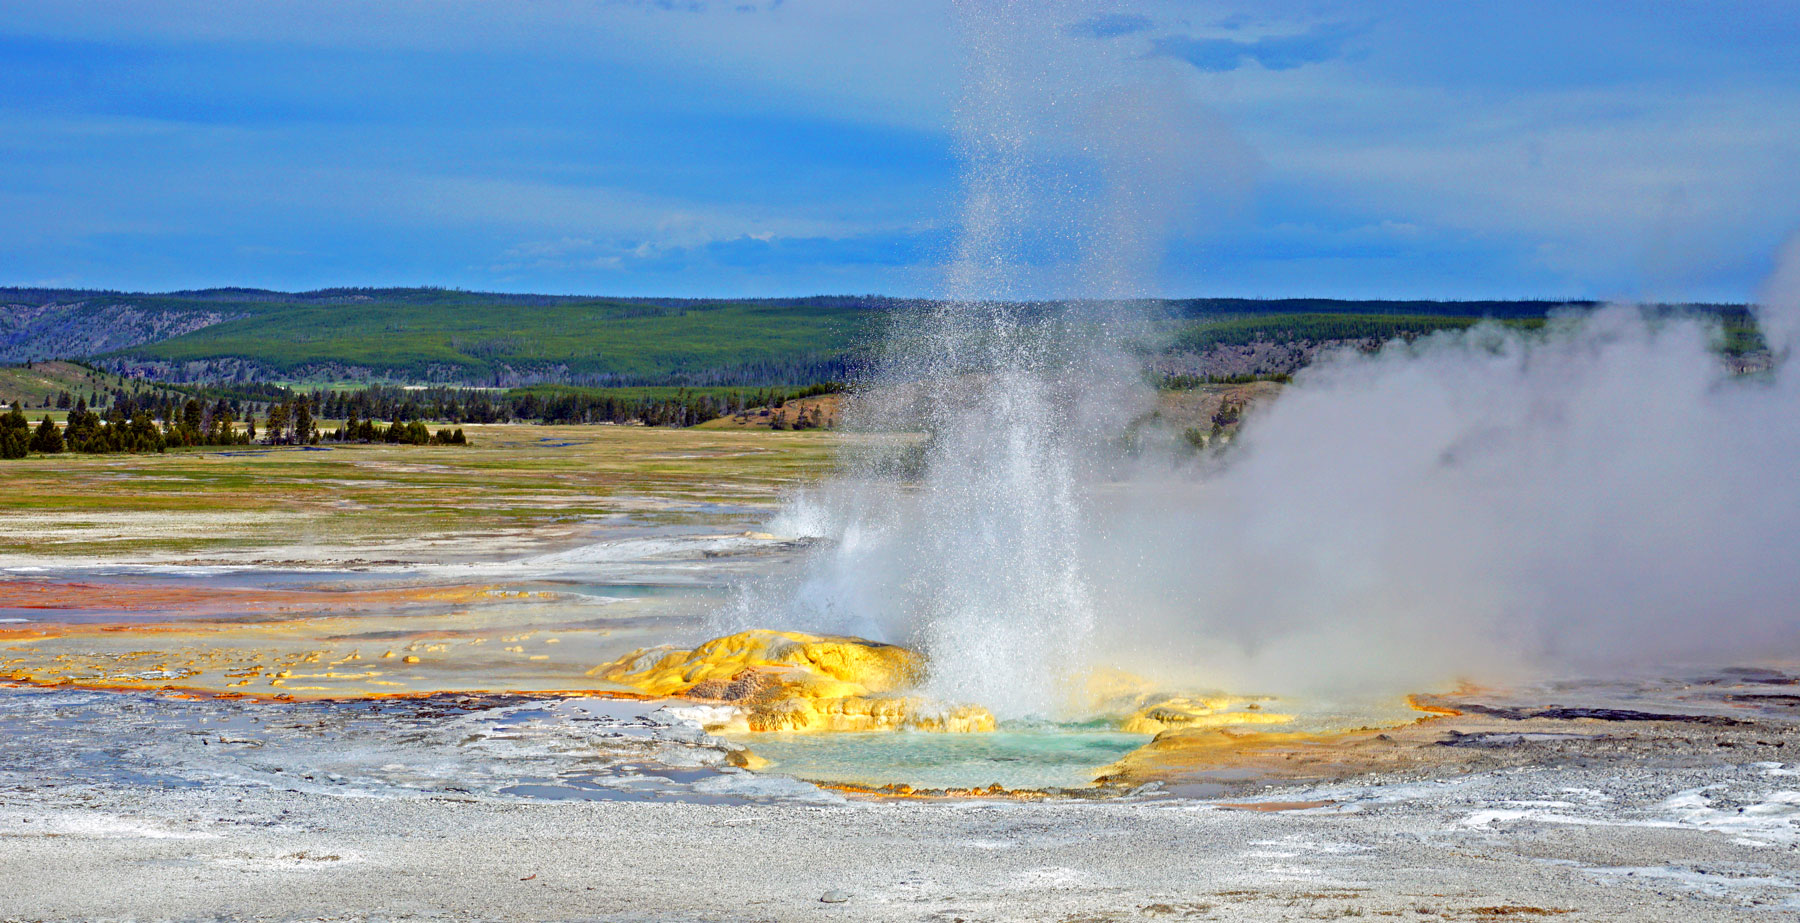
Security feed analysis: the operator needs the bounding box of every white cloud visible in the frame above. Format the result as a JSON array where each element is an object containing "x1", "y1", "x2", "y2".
[{"x1": 8, "y1": 0, "x2": 1800, "y2": 297}]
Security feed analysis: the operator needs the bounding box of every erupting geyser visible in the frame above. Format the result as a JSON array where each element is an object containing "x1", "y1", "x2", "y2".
[
  {"x1": 719, "y1": 1, "x2": 1800, "y2": 730},
  {"x1": 721, "y1": 0, "x2": 1223, "y2": 723}
]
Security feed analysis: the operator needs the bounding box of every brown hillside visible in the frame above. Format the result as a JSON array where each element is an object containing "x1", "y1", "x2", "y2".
[
  {"x1": 695, "y1": 392, "x2": 844, "y2": 430},
  {"x1": 0, "y1": 361, "x2": 149, "y2": 409}
]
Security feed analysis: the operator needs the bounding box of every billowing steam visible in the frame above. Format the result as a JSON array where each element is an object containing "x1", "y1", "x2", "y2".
[
  {"x1": 724, "y1": 4, "x2": 1800, "y2": 718},
  {"x1": 1091, "y1": 293, "x2": 1800, "y2": 697}
]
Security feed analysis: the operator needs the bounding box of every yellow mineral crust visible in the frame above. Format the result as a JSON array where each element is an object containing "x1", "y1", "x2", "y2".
[
  {"x1": 589, "y1": 630, "x2": 993, "y2": 733},
  {"x1": 1080, "y1": 669, "x2": 1294, "y2": 735},
  {"x1": 1120, "y1": 696, "x2": 1295, "y2": 735},
  {"x1": 593, "y1": 629, "x2": 922, "y2": 694}
]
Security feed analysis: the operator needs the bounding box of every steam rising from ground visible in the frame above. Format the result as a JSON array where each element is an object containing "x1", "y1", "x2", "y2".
[
  {"x1": 725, "y1": 3, "x2": 1800, "y2": 718},
  {"x1": 1095, "y1": 297, "x2": 1800, "y2": 697}
]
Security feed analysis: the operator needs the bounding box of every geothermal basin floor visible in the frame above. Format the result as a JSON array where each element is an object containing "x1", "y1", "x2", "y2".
[
  {"x1": 2, "y1": 433, "x2": 1796, "y2": 920},
  {"x1": 3, "y1": 682, "x2": 1799, "y2": 921}
]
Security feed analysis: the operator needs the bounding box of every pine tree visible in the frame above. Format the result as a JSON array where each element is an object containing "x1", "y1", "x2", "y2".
[
  {"x1": 207, "y1": 398, "x2": 233, "y2": 445},
  {"x1": 30, "y1": 416, "x2": 63, "y2": 454},
  {"x1": 64, "y1": 399, "x2": 95, "y2": 452},
  {"x1": 0, "y1": 404, "x2": 29, "y2": 459},
  {"x1": 293, "y1": 397, "x2": 314, "y2": 445},
  {"x1": 265, "y1": 404, "x2": 288, "y2": 445},
  {"x1": 128, "y1": 410, "x2": 163, "y2": 453},
  {"x1": 181, "y1": 399, "x2": 203, "y2": 444}
]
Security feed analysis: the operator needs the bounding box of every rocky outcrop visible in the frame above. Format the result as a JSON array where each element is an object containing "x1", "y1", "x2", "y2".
[{"x1": 0, "y1": 301, "x2": 235, "y2": 362}]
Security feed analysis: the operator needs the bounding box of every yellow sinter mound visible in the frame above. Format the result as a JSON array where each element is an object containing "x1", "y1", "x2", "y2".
[
  {"x1": 1083, "y1": 668, "x2": 1294, "y2": 735},
  {"x1": 589, "y1": 630, "x2": 995, "y2": 733},
  {"x1": 1119, "y1": 695, "x2": 1295, "y2": 735}
]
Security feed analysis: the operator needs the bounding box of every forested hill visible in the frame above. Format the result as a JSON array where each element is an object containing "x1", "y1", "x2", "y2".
[
  {"x1": 0, "y1": 287, "x2": 1753, "y2": 387},
  {"x1": 1, "y1": 288, "x2": 882, "y2": 387}
]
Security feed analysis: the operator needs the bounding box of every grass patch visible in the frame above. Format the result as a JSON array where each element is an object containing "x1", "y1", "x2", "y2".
[{"x1": 0, "y1": 424, "x2": 843, "y2": 562}]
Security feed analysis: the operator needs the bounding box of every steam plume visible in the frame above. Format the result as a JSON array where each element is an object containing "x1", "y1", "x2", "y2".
[
  {"x1": 1091, "y1": 300, "x2": 1800, "y2": 696},
  {"x1": 727, "y1": 5, "x2": 1800, "y2": 716}
]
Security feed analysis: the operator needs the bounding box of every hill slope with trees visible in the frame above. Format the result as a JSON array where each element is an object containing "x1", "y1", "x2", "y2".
[{"x1": 1, "y1": 287, "x2": 1758, "y2": 388}]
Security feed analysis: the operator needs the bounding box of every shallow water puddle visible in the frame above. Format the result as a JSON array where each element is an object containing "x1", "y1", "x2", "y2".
[{"x1": 730, "y1": 724, "x2": 1152, "y2": 791}]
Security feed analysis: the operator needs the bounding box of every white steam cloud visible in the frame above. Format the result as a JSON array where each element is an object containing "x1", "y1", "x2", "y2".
[
  {"x1": 723, "y1": 4, "x2": 1800, "y2": 718},
  {"x1": 1091, "y1": 300, "x2": 1800, "y2": 697}
]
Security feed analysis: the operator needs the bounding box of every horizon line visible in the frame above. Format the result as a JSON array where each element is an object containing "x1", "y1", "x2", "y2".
[{"x1": 0, "y1": 284, "x2": 1751, "y2": 307}]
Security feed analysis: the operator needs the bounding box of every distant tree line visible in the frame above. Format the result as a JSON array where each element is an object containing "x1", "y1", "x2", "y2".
[
  {"x1": 327, "y1": 413, "x2": 465, "y2": 446},
  {"x1": 0, "y1": 379, "x2": 845, "y2": 458},
  {"x1": 0, "y1": 396, "x2": 252, "y2": 458},
  {"x1": 0, "y1": 394, "x2": 466, "y2": 459},
  {"x1": 308, "y1": 382, "x2": 844, "y2": 427},
  {"x1": 1172, "y1": 313, "x2": 1509, "y2": 352},
  {"x1": 242, "y1": 395, "x2": 467, "y2": 447},
  {"x1": 1157, "y1": 372, "x2": 1293, "y2": 389}
]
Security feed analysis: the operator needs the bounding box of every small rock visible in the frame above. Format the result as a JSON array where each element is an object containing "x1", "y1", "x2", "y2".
[{"x1": 820, "y1": 890, "x2": 849, "y2": 904}]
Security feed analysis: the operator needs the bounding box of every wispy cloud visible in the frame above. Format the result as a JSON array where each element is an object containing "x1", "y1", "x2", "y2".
[
  {"x1": 4, "y1": 2, "x2": 1800, "y2": 299},
  {"x1": 1151, "y1": 23, "x2": 1355, "y2": 73},
  {"x1": 1064, "y1": 13, "x2": 1152, "y2": 40}
]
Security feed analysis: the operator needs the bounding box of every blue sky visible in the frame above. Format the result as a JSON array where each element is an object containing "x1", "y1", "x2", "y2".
[{"x1": 3, "y1": 0, "x2": 1799, "y2": 300}]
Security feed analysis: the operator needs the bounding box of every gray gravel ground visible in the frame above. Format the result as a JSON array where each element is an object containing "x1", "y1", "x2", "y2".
[
  {"x1": 4, "y1": 666, "x2": 1798, "y2": 921},
  {"x1": 4, "y1": 743, "x2": 1798, "y2": 921}
]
